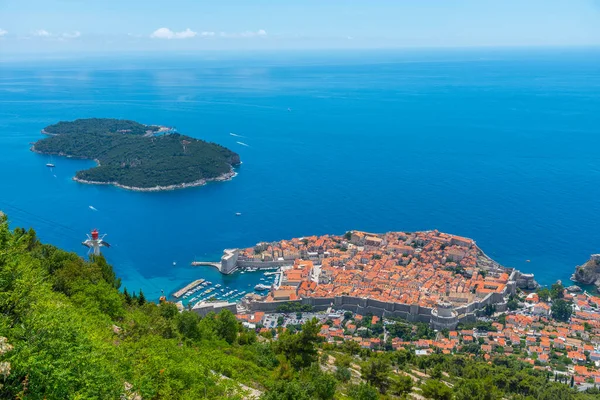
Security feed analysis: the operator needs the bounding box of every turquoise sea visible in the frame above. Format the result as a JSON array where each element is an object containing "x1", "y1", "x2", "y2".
[{"x1": 1, "y1": 48, "x2": 599, "y2": 300}]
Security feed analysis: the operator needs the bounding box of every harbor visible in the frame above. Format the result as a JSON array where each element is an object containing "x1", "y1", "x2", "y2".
[
  {"x1": 172, "y1": 279, "x2": 205, "y2": 298},
  {"x1": 170, "y1": 267, "x2": 283, "y2": 308}
]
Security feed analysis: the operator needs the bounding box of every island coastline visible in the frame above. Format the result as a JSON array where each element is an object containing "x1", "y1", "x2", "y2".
[
  {"x1": 32, "y1": 118, "x2": 240, "y2": 192},
  {"x1": 72, "y1": 168, "x2": 238, "y2": 192}
]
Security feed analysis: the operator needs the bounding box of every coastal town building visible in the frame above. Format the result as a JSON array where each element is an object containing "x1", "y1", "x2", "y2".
[
  {"x1": 229, "y1": 230, "x2": 534, "y2": 329},
  {"x1": 236, "y1": 287, "x2": 600, "y2": 390}
]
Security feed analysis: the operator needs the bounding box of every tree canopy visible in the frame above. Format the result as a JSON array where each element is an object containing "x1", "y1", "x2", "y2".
[
  {"x1": 0, "y1": 217, "x2": 268, "y2": 398},
  {"x1": 44, "y1": 118, "x2": 159, "y2": 136},
  {"x1": 34, "y1": 118, "x2": 240, "y2": 189},
  {"x1": 552, "y1": 299, "x2": 573, "y2": 322}
]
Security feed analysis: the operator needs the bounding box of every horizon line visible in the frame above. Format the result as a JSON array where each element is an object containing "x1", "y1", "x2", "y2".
[{"x1": 2, "y1": 44, "x2": 600, "y2": 63}]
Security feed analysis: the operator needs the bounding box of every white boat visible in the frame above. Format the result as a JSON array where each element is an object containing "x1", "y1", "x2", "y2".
[
  {"x1": 46, "y1": 163, "x2": 55, "y2": 168},
  {"x1": 235, "y1": 212, "x2": 242, "y2": 216},
  {"x1": 255, "y1": 284, "x2": 270, "y2": 290}
]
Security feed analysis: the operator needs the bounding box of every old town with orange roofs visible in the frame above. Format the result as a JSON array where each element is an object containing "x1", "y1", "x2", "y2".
[{"x1": 230, "y1": 230, "x2": 600, "y2": 388}]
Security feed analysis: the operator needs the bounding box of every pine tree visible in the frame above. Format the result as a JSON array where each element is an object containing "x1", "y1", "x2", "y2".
[
  {"x1": 123, "y1": 287, "x2": 132, "y2": 305},
  {"x1": 138, "y1": 289, "x2": 146, "y2": 306}
]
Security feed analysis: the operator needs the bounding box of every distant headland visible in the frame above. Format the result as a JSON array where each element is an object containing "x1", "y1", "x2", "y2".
[{"x1": 32, "y1": 118, "x2": 241, "y2": 191}]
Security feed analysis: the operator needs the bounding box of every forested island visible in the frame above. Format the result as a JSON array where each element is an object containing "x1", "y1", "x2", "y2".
[{"x1": 33, "y1": 118, "x2": 241, "y2": 191}]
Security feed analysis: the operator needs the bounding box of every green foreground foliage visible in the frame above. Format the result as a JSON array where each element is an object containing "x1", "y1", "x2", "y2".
[
  {"x1": 0, "y1": 216, "x2": 598, "y2": 399},
  {"x1": 0, "y1": 218, "x2": 270, "y2": 398}
]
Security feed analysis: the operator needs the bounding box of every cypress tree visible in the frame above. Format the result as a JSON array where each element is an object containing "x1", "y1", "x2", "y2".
[
  {"x1": 570, "y1": 375, "x2": 574, "y2": 388},
  {"x1": 138, "y1": 289, "x2": 146, "y2": 306}
]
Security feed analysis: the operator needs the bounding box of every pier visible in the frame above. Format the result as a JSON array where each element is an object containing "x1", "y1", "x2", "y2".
[
  {"x1": 173, "y1": 279, "x2": 205, "y2": 298},
  {"x1": 191, "y1": 249, "x2": 239, "y2": 274},
  {"x1": 191, "y1": 261, "x2": 222, "y2": 269}
]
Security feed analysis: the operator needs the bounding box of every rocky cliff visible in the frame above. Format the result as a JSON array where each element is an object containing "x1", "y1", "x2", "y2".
[{"x1": 572, "y1": 254, "x2": 600, "y2": 288}]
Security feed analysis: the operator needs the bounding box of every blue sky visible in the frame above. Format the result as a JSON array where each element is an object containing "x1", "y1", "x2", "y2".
[{"x1": 1, "y1": 0, "x2": 599, "y2": 53}]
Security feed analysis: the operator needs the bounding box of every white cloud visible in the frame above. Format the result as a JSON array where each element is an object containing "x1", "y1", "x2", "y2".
[
  {"x1": 148, "y1": 28, "x2": 267, "y2": 40},
  {"x1": 240, "y1": 29, "x2": 267, "y2": 38},
  {"x1": 33, "y1": 29, "x2": 51, "y2": 37},
  {"x1": 0, "y1": 29, "x2": 7, "y2": 37},
  {"x1": 220, "y1": 29, "x2": 268, "y2": 38},
  {"x1": 62, "y1": 31, "x2": 81, "y2": 39},
  {"x1": 150, "y1": 27, "x2": 197, "y2": 39}
]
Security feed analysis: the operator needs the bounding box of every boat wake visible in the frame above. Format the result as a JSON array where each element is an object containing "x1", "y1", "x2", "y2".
[
  {"x1": 89, "y1": 205, "x2": 98, "y2": 212},
  {"x1": 230, "y1": 132, "x2": 244, "y2": 138},
  {"x1": 236, "y1": 141, "x2": 250, "y2": 147}
]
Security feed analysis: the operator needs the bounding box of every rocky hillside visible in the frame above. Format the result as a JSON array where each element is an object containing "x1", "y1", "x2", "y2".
[{"x1": 572, "y1": 254, "x2": 600, "y2": 288}]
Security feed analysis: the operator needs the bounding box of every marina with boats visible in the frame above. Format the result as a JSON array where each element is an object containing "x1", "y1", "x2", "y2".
[
  {"x1": 171, "y1": 267, "x2": 284, "y2": 308},
  {"x1": 172, "y1": 246, "x2": 291, "y2": 307}
]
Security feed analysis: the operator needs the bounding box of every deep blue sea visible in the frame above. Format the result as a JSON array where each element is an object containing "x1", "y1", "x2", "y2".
[{"x1": 1, "y1": 48, "x2": 599, "y2": 300}]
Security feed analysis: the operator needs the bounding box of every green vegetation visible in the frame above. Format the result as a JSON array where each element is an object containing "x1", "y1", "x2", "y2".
[
  {"x1": 1, "y1": 215, "x2": 597, "y2": 399},
  {"x1": 0, "y1": 216, "x2": 271, "y2": 398},
  {"x1": 421, "y1": 379, "x2": 453, "y2": 400},
  {"x1": 552, "y1": 299, "x2": 573, "y2": 322},
  {"x1": 0, "y1": 216, "x2": 344, "y2": 399},
  {"x1": 34, "y1": 118, "x2": 240, "y2": 189},
  {"x1": 44, "y1": 118, "x2": 160, "y2": 136},
  {"x1": 551, "y1": 281, "x2": 566, "y2": 300},
  {"x1": 362, "y1": 358, "x2": 391, "y2": 394},
  {"x1": 322, "y1": 344, "x2": 599, "y2": 400}
]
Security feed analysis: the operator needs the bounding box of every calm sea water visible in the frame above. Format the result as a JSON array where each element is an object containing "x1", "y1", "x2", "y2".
[{"x1": 1, "y1": 48, "x2": 599, "y2": 300}]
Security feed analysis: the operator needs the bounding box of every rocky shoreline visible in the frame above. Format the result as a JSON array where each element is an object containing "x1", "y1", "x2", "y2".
[
  {"x1": 571, "y1": 254, "x2": 600, "y2": 290},
  {"x1": 31, "y1": 140, "x2": 239, "y2": 192},
  {"x1": 73, "y1": 169, "x2": 238, "y2": 192}
]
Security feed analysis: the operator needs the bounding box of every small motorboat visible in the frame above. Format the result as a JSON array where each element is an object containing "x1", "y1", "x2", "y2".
[
  {"x1": 235, "y1": 212, "x2": 242, "y2": 216},
  {"x1": 46, "y1": 163, "x2": 55, "y2": 168}
]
